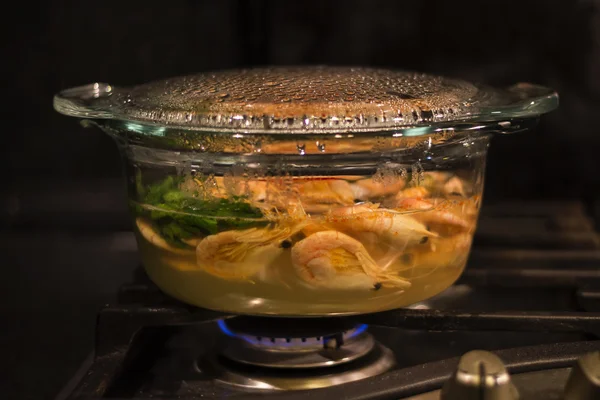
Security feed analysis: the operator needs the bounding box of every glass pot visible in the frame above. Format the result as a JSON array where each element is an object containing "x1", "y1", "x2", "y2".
[{"x1": 54, "y1": 67, "x2": 558, "y2": 316}]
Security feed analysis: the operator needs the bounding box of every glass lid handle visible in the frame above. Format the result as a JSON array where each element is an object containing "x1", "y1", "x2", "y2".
[
  {"x1": 476, "y1": 82, "x2": 558, "y2": 134},
  {"x1": 53, "y1": 82, "x2": 115, "y2": 119},
  {"x1": 486, "y1": 82, "x2": 558, "y2": 118}
]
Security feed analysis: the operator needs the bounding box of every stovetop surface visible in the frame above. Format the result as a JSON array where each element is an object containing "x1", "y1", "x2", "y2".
[{"x1": 56, "y1": 201, "x2": 600, "y2": 399}]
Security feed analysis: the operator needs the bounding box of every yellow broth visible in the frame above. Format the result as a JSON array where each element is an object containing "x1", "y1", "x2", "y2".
[{"x1": 132, "y1": 170, "x2": 481, "y2": 315}]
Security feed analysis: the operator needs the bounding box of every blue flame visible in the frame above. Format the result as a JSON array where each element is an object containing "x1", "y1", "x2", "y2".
[
  {"x1": 217, "y1": 319, "x2": 368, "y2": 347},
  {"x1": 348, "y1": 323, "x2": 368, "y2": 338},
  {"x1": 217, "y1": 319, "x2": 236, "y2": 337}
]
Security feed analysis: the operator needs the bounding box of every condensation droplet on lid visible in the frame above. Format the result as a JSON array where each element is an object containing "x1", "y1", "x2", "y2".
[
  {"x1": 296, "y1": 143, "x2": 306, "y2": 155},
  {"x1": 263, "y1": 116, "x2": 274, "y2": 129},
  {"x1": 411, "y1": 162, "x2": 425, "y2": 186}
]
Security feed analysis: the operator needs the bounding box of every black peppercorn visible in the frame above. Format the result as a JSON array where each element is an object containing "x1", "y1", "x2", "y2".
[{"x1": 401, "y1": 253, "x2": 414, "y2": 265}]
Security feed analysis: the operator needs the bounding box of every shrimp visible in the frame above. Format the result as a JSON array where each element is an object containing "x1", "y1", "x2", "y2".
[
  {"x1": 350, "y1": 177, "x2": 407, "y2": 201},
  {"x1": 397, "y1": 198, "x2": 474, "y2": 234},
  {"x1": 327, "y1": 203, "x2": 436, "y2": 248},
  {"x1": 395, "y1": 186, "x2": 430, "y2": 201},
  {"x1": 196, "y1": 223, "x2": 306, "y2": 280},
  {"x1": 418, "y1": 172, "x2": 453, "y2": 195},
  {"x1": 424, "y1": 171, "x2": 453, "y2": 185},
  {"x1": 225, "y1": 179, "x2": 281, "y2": 207},
  {"x1": 296, "y1": 179, "x2": 355, "y2": 213},
  {"x1": 240, "y1": 178, "x2": 355, "y2": 215},
  {"x1": 443, "y1": 176, "x2": 468, "y2": 197},
  {"x1": 391, "y1": 233, "x2": 473, "y2": 276},
  {"x1": 136, "y1": 218, "x2": 195, "y2": 255},
  {"x1": 291, "y1": 230, "x2": 411, "y2": 290},
  {"x1": 182, "y1": 237, "x2": 202, "y2": 247}
]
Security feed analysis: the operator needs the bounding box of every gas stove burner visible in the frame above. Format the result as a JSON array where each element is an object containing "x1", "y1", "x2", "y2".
[
  {"x1": 218, "y1": 316, "x2": 363, "y2": 339},
  {"x1": 218, "y1": 319, "x2": 371, "y2": 368},
  {"x1": 211, "y1": 317, "x2": 396, "y2": 390}
]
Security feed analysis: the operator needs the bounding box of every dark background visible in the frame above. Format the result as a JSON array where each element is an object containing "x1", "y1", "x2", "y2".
[{"x1": 3, "y1": 0, "x2": 600, "y2": 399}]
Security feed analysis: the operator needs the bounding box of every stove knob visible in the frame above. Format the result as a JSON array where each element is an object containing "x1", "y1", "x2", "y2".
[
  {"x1": 564, "y1": 351, "x2": 600, "y2": 400},
  {"x1": 441, "y1": 350, "x2": 519, "y2": 400}
]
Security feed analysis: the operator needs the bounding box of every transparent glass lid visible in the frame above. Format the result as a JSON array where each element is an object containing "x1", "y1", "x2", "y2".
[{"x1": 54, "y1": 66, "x2": 558, "y2": 134}]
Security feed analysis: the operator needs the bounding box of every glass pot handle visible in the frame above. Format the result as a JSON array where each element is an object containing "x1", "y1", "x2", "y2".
[{"x1": 53, "y1": 82, "x2": 115, "y2": 119}]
